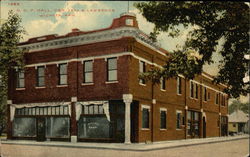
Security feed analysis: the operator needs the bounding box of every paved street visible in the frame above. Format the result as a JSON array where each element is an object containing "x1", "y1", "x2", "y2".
[{"x1": 1, "y1": 138, "x2": 249, "y2": 157}]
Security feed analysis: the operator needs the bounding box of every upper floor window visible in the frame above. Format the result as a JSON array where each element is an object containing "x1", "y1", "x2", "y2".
[
  {"x1": 203, "y1": 87, "x2": 207, "y2": 101},
  {"x1": 83, "y1": 60, "x2": 93, "y2": 83},
  {"x1": 139, "y1": 61, "x2": 146, "y2": 85},
  {"x1": 177, "y1": 77, "x2": 182, "y2": 95},
  {"x1": 160, "y1": 108, "x2": 167, "y2": 129},
  {"x1": 16, "y1": 70, "x2": 25, "y2": 88},
  {"x1": 190, "y1": 81, "x2": 199, "y2": 99},
  {"x1": 58, "y1": 63, "x2": 67, "y2": 85},
  {"x1": 107, "y1": 58, "x2": 117, "y2": 82},
  {"x1": 190, "y1": 81, "x2": 194, "y2": 98},
  {"x1": 37, "y1": 66, "x2": 45, "y2": 87},
  {"x1": 161, "y1": 77, "x2": 166, "y2": 90},
  {"x1": 126, "y1": 19, "x2": 133, "y2": 26},
  {"x1": 222, "y1": 95, "x2": 226, "y2": 106},
  {"x1": 215, "y1": 92, "x2": 219, "y2": 105},
  {"x1": 195, "y1": 83, "x2": 198, "y2": 99}
]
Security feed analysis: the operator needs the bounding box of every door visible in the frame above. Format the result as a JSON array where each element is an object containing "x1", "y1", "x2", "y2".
[
  {"x1": 203, "y1": 117, "x2": 206, "y2": 138},
  {"x1": 37, "y1": 117, "x2": 46, "y2": 141}
]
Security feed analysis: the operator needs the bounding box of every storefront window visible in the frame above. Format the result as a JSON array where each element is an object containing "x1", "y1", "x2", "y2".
[
  {"x1": 46, "y1": 117, "x2": 70, "y2": 138},
  {"x1": 78, "y1": 116, "x2": 112, "y2": 138},
  {"x1": 13, "y1": 117, "x2": 36, "y2": 137}
]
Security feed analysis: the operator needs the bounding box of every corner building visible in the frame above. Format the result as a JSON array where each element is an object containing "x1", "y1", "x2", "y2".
[{"x1": 7, "y1": 13, "x2": 228, "y2": 143}]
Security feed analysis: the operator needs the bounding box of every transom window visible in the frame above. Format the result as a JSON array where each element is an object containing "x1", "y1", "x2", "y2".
[
  {"x1": 83, "y1": 60, "x2": 93, "y2": 83},
  {"x1": 58, "y1": 63, "x2": 67, "y2": 85},
  {"x1": 107, "y1": 58, "x2": 117, "y2": 82},
  {"x1": 15, "y1": 106, "x2": 69, "y2": 116},
  {"x1": 16, "y1": 70, "x2": 25, "y2": 88},
  {"x1": 81, "y1": 104, "x2": 104, "y2": 115},
  {"x1": 37, "y1": 66, "x2": 45, "y2": 87}
]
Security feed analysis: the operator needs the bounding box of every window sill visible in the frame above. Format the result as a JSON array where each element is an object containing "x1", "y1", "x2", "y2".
[
  {"x1": 177, "y1": 93, "x2": 182, "y2": 96},
  {"x1": 160, "y1": 128, "x2": 167, "y2": 131},
  {"x1": 176, "y1": 129, "x2": 182, "y2": 131},
  {"x1": 105, "y1": 81, "x2": 118, "y2": 84},
  {"x1": 82, "y1": 83, "x2": 94, "y2": 86},
  {"x1": 139, "y1": 83, "x2": 146, "y2": 86},
  {"x1": 16, "y1": 88, "x2": 25, "y2": 90},
  {"x1": 57, "y1": 85, "x2": 68, "y2": 87},
  {"x1": 141, "y1": 128, "x2": 150, "y2": 131},
  {"x1": 161, "y1": 89, "x2": 166, "y2": 92},
  {"x1": 35, "y1": 86, "x2": 45, "y2": 89}
]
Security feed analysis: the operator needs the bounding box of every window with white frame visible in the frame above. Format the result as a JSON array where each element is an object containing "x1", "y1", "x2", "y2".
[
  {"x1": 203, "y1": 87, "x2": 207, "y2": 101},
  {"x1": 58, "y1": 63, "x2": 67, "y2": 85},
  {"x1": 83, "y1": 60, "x2": 93, "y2": 83},
  {"x1": 142, "y1": 105, "x2": 150, "y2": 129},
  {"x1": 107, "y1": 58, "x2": 117, "y2": 82},
  {"x1": 177, "y1": 77, "x2": 182, "y2": 95},
  {"x1": 161, "y1": 77, "x2": 166, "y2": 90},
  {"x1": 176, "y1": 110, "x2": 182, "y2": 129},
  {"x1": 16, "y1": 70, "x2": 25, "y2": 88},
  {"x1": 215, "y1": 92, "x2": 219, "y2": 105},
  {"x1": 195, "y1": 83, "x2": 199, "y2": 99},
  {"x1": 139, "y1": 61, "x2": 146, "y2": 85},
  {"x1": 37, "y1": 66, "x2": 45, "y2": 87},
  {"x1": 160, "y1": 108, "x2": 167, "y2": 129}
]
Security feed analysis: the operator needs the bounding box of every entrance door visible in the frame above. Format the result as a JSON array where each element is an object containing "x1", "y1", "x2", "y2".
[
  {"x1": 37, "y1": 117, "x2": 46, "y2": 141},
  {"x1": 203, "y1": 117, "x2": 206, "y2": 138}
]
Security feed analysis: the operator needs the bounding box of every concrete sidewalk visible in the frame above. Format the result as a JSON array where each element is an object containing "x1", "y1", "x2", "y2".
[{"x1": 0, "y1": 135, "x2": 249, "y2": 152}]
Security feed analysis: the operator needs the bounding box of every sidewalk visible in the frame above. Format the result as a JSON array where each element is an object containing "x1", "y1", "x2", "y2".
[{"x1": 1, "y1": 135, "x2": 249, "y2": 152}]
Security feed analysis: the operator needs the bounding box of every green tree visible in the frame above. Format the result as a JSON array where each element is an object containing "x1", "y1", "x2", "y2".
[
  {"x1": 135, "y1": 2, "x2": 249, "y2": 98},
  {"x1": 229, "y1": 99, "x2": 249, "y2": 114},
  {"x1": 0, "y1": 11, "x2": 25, "y2": 135}
]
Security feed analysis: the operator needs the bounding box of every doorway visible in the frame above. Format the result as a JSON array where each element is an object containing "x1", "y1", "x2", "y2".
[
  {"x1": 203, "y1": 117, "x2": 206, "y2": 138},
  {"x1": 37, "y1": 117, "x2": 46, "y2": 141}
]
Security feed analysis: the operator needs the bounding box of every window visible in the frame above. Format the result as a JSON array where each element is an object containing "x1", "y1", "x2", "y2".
[
  {"x1": 126, "y1": 19, "x2": 134, "y2": 26},
  {"x1": 160, "y1": 109, "x2": 167, "y2": 129},
  {"x1": 58, "y1": 63, "x2": 67, "y2": 85},
  {"x1": 107, "y1": 58, "x2": 117, "y2": 82},
  {"x1": 78, "y1": 104, "x2": 113, "y2": 139},
  {"x1": 139, "y1": 61, "x2": 146, "y2": 85},
  {"x1": 177, "y1": 77, "x2": 182, "y2": 95},
  {"x1": 204, "y1": 87, "x2": 207, "y2": 101},
  {"x1": 195, "y1": 83, "x2": 199, "y2": 99},
  {"x1": 222, "y1": 95, "x2": 226, "y2": 106},
  {"x1": 233, "y1": 124, "x2": 236, "y2": 127},
  {"x1": 161, "y1": 77, "x2": 166, "y2": 90},
  {"x1": 142, "y1": 106, "x2": 150, "y2": 129},
  {"x1": 187, "y1": 111, "x2": 200, "y2": 136},
  {"x1": 13, "y1": 117, "x2": 36, "y2": 137},
  {"x1": 46, "y1": 117, "x2": 70, "y2": 138},
  {"x1": 215, "y1": 93, "x2": 219, "y2": 105},
  {"x1": 37, "y1": 66, "x2": 45, "y2": 87},
  {"x1": 176, "y1": 111, "x2": 182, "y2": 129},
  {"x1": 83, "y1": 60, "x2": 93, "y2": 83},
  {"x1": 16, "y1": 70, "x2": 25, "y2": 88},
  {"x1": 190, "y1": 81, "x2": 194, "y2": 98}
]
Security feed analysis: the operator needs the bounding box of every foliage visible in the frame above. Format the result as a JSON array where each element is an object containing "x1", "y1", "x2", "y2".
[
  {"x1": 229, "y1": 99, "x2": 249, "y2": 114},
  {"x1": 0, "y1": 10, "x2": 25, "y2": 135},
  {"x1": 135, "y1": 1, "x2": 249, "y2": 98}
]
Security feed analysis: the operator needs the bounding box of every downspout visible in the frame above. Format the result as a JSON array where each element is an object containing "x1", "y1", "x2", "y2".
[
  {"x1": 184, "y1": 78, "x2": 187, "y2": 139},
  {"x1": 151, "y1": 56, "x2": 154, "y2": 143}
]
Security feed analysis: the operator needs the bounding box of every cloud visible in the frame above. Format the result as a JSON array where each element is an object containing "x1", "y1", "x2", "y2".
[{"x1": 21, "y1": 1, "x2": 112, "y2": 41}]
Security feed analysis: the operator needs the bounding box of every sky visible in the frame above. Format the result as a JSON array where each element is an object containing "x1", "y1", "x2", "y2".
[{"x1": 1, "y1": 1, "x2": 248, "y2": 103}]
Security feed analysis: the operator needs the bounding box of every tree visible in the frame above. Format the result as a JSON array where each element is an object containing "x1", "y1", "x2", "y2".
[
  {"x1": 0, "y1": 11, "x2": 25, "y2": 135},
  {"x1": 135, "y1": 2, "x2": 249, "y2": 98},
  {"x1": 229, "y1": 99, "x2": 249, "y2": 114}
]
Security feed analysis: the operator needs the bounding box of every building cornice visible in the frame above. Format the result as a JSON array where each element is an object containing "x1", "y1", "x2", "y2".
[{"x1": 19, "y1": 27, "x2": 166, "y2": 57}]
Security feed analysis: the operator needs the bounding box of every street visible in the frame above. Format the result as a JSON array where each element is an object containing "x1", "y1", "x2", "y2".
[{"x1": 1, "y1": 138, "x2": 249, "y2": 157}]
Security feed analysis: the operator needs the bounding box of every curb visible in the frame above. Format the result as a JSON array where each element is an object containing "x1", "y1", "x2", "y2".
[{"x1": 1, "y1": 136, "x2": 249, "y2": 152}]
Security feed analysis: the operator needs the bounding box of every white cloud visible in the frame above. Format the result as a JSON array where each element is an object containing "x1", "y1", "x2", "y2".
[{"x1": 22, "y1": 1, "x2": 111, "y2": 41}]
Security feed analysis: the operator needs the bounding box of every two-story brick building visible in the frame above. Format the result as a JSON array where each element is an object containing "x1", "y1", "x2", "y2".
[{"x1": 7, "y1": 12, "x2": 228, "y2": 143}]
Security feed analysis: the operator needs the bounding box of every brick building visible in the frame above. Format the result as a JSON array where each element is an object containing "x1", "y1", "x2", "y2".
[{"x1": 7, "y1": 12, "x2": 228, "y2": 143}]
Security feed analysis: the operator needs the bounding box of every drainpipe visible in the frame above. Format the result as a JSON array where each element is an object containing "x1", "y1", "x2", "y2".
[
  {"x1": 151, "y1": 56, "x2": 154, "y2": 143},
  {"x1": 184, "y1": 78, "x2": 187, "y2": 139}
]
